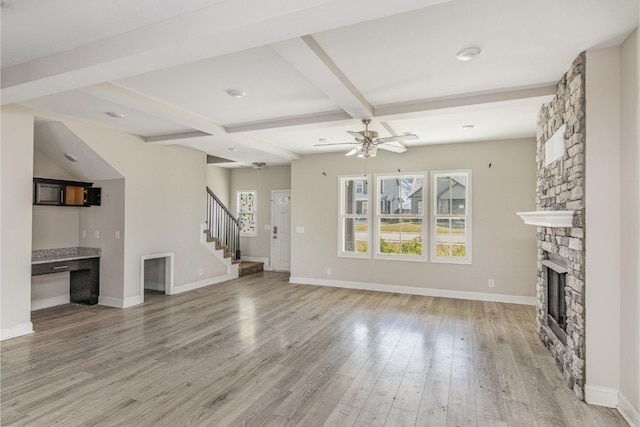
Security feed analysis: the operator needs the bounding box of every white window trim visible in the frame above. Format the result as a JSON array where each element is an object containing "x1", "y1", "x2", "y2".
[
  {"x1": 430, "y1": 170, "x2": 472, "y2": 264},
  {"x1": 237, "y1": 190, "x2": 257, "y2": 237},
  {"x1": 373, "y1": 172, "x2": 428, "y2": 262},
  {"x1": 338, "y1": 175, "x2": 371, "y2": 258}
]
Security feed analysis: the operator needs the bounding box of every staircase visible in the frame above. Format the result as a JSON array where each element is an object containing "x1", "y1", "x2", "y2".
[
  {"x1": 205, "y1": 187, "x2": 241, "y2": 262},
  {"x1": 238, "y1": 261, "x2": 264, "y2": 277},
  {"x1": 204, "y1": 188, "x2": 264, "y2": 278}
]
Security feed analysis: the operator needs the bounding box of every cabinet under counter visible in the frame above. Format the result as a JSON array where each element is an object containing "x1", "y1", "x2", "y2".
[{"x1": 32, "y1": 247, "x2": 101, "y2": 305}]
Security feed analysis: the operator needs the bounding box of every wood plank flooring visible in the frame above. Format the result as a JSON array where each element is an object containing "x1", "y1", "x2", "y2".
[{"x1": 1, "y1": 272, "x2": 628, "y2": 426}]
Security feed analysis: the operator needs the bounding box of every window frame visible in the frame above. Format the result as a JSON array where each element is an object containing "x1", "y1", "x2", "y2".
[
  {"x1": 430, "y1": 170, "x2": 472, "y2": 264},
  {"x1": 373, "y1": 172, "x2": 428, "y2": 262},
  {"x1": 237, "y1": 190, "x2": 257, "y2": 237},
  {"x1": 338, "y1": 174, "x2": 371, "y2": 259}
]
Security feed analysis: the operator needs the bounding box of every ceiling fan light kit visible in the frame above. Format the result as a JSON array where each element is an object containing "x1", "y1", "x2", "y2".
[{"x1": 314, "y1": 118, "x2": 417, "y2": 159}]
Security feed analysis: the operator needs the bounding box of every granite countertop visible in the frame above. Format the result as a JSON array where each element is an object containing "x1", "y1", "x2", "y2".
[{"x1": 32, "y1": 247, "x2": 101, "y2": 264}]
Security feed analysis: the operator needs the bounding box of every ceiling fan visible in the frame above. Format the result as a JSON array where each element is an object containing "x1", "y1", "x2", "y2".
[{"x1": 315, "y1": 119, "x2": 419, "y2": 158}]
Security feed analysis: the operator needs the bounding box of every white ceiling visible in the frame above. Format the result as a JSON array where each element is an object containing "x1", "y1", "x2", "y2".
[{"x1": 2, "y1": 0, "x2": 638, "y2": 168}]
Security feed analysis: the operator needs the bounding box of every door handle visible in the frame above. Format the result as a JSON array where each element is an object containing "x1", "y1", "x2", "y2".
[
  {"x1": 273, "y1": 235, "x2": 277, "y2": 239},
  {"x1": 273, "y1": 226, "x2": 278, "y2": 234}
]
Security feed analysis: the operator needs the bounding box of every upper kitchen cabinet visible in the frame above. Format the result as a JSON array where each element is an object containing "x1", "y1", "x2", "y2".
[{"x1": 33, "y1": 178, "x2": 101, "y2": 207}]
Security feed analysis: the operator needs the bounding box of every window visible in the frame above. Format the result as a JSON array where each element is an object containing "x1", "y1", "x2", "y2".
[
  {"x1": 338, "y1": 176, "x2": 370, "y2": 257},
  {"x1": 237, "y1": 190, "x2": 257, "y2": 236},
  {"x1": 375, "y1": 174, "x2": 427, "y2": 261},
  {"x1": 431, "y1": 170, "x2": 471, "y2": 263}
]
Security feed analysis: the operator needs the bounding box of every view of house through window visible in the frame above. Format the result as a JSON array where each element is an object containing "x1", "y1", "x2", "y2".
[
  {"x1": 339, "y1": 176, "x2": 370, "y2": 257},
  {"x1": 376, "y1": 174, "x2": 426, "y2": 259},
  {"x1": 339, "y1": 170, "x2": 471, "y2": 264},
  {"x1": 237, "y1": 190, "x2": 257, "y2": 236},
  {"x1": 432, "y1": 171, "x2": 471, "y2": 263}
]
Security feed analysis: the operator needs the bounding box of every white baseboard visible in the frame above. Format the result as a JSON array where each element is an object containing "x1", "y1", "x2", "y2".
[
  {"x1": 1, "y1": 322, "x2": 34, "y2": 341},
  {"x1": 585, "y1": 385, "x2": 619, "y2": 408},
  {"x1": 619, "y1": 392, "x2": 640, "y2": 427},
  {"x1": 31, "y1": 296, "x2": 70, "y2": 311},
  {"x1": 289, "y1": 276, "x2": 536, "y2": 305},
  {"x1": 173, "y1": 274, "x2": 235, "y2": 294},
  {"x1": 123, "y1": 295, "x2": 142, "y2": 308},
  {"x1": 242, "y1": 256, "x2": 271, "y2": 271},
  {"x1": 99, "y1": 296, "x2": 124, "y2": 308}
]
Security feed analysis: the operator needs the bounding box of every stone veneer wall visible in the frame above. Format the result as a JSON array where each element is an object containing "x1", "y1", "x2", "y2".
[{"x1": 535, "y1": 53, "x2": 586, "y2": 400}]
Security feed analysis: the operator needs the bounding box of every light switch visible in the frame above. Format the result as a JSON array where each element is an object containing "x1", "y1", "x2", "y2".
[
  {"x1": 94, "y1": 230, "x2": 100, "y2": 239},
  {"x1": 115, "y1": 230, "x2": 121, "y2": 240},
  {"x1": 264, "y1": 224, "x2": 271, "y2": 231},
  {"x1": 82, "y1": 230, "x2": 86, "y2": 238},
  {"x1": 296, "y1": 226, "x2": 305, "y2": 234}
]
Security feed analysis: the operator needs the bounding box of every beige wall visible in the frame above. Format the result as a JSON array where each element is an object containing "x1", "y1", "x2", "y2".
[
  {"x1": 61, "y1": 116, "x2": 230, "y2": 303},
  {"x1": 1, "y1": 105, "x2": 35, "y2": 338},
  {"x1": 1, "y1": 106, "x2": 229, "y2": 333},
  {"x1": 231, "y1": 165, "x2": 291, "y2": 265},
  {"x1": 32, "y1": 148, "x2": 80, "y2": 250},
  {"x1": 585, "y1": 47, "x2": 622, "y2": 400},
  {"x1": 585, "y1": 34, "x2": 640, "y2": 417},
  {"x1": 619, "y1": 27, "x2": 640, "y2": 415},
  {"x1": 290, "y1": 138, "x2": 537, "y2": 298},
  {"x1": 79, "y1": 179, "x2": 125, "y2": 302},
  {"x1": 206, "y1": 165, "x2": 231, "y2": 208}
]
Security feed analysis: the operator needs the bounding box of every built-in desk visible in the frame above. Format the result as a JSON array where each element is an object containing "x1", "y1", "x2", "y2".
[{"x1": 32, "y1": 247, "x2": 101, "y2": 305}]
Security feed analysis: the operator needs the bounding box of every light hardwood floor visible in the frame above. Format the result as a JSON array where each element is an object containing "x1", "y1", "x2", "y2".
[{"x1": 1, "y1": 272, "x2": 628, "y2": 426}]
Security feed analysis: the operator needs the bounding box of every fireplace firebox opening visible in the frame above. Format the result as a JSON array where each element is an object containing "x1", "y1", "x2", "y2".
[{"x1": 543, "y1": 253, "x2": 569, "y2": 345}]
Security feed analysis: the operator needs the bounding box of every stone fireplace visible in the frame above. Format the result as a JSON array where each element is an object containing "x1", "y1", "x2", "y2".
[{"x1": 534, "y1": 52, "x2": 586, "y2": 400}]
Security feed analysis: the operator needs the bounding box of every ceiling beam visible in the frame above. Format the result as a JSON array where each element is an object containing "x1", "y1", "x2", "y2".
[
  {"x1": 375, "y1": 84, "x2": 557, "y2": 118},
  {"x1": 272, "y1": 35, "x2": 374, "y2": 119},
  {"x1": 1, "y1": 0, "x2": 451, "y2": 105},
  {"x1": 79, "y1": 83, "x2": 228, "y2": 137}
]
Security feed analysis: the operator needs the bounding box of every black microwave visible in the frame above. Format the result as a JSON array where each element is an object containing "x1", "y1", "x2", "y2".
[{"x1": 34, "y1": 181, "x2": 63, "y2": 205}]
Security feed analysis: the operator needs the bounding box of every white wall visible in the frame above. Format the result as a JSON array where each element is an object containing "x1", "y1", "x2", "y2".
[
  {"x1": 1, "y1": 105, "x2": 35, "y2": 339},
  {"x1": 290, "y1": 138, "x2": 537, "y2": 300},
  {"x1": 619, "y1": 27, "x2": 640, "y2": 420},
  {"x1": 231, "y1": 165, "x2": 291, "y2": 265},
  {"x1": 585, "y1": 47, "x2": 623, "y2": 404},
  {"x1": 206, "y1": 165, "x2": 231, "y2": 207}
]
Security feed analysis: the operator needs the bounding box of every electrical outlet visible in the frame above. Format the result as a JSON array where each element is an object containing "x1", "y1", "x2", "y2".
[
  {"x1": 326, "y1": 267, "x2": 332, "y2": 275},
  {"x1": 488, "y1": 279, "x2": 495, "y2": 288},
  {"x1": 115, "y1": 230, "x2": 121, "y2": 240},
  {"x1": 198, "y1": 269, "x2": 204, "y2": 277},
  {"x1": 94, "y1": 230, "x2": 100, "y2": 239},
  {"x1": 82, "y1": 230, "x2": 86, "y2": 238}
]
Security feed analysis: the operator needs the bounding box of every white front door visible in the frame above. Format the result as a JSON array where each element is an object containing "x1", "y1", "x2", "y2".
[{"x1": 271, "y1": 190, "x2": 291, "y2": 272}]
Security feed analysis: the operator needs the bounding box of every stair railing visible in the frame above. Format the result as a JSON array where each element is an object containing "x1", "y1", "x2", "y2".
[{"x1": 206, "y1": 187, "x2": 241, "y2": 260}]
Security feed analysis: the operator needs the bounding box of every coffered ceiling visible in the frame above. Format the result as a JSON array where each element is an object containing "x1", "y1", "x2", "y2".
[{"x1": 2, "y1": 0, "x2": 637, "y2": 167}]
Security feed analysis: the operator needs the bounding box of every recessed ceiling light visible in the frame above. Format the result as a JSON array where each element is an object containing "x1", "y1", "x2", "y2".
[
  {"x1": 228, "y1": 147, "x2": 238, "y2": 152},
  {"x1": 227, "y1": 89, "x2": 246, "y2": 99},
  {"x1": 462, "y1": 124, "x2": 475, "y2": 130},
  {"x1": 64, "y1": 152, "x2": 78, "y2": 162},
  {"x1": 105, "y1": 112, "x2": 125, "y2": 118},
  {"x1": 456, "y1": 47, "x2": 481, "y2": 62},
  {"x1": 318, "y1": 138, "x2": 327, "y2": 142},
  {"x1": 402, "y1": 132, "x2": 413, "y2": 135}
]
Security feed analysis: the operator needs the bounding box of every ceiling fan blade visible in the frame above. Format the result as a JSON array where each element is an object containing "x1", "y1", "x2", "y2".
[
  {"x1": 314, "y1": 142, "x2": 358, "y2": 147},
  {"x1": 376, "y1": 134, "x2": 418, "y2": 143},
  {"x1": 345, "y1": 148, "x2": 358, "y2": 156},
  {"x1": 347, "y1": 130, "x2": 363, "y2": 138},
  {"x1": 377, "y1": 143, "x2": 407, "y2": 153}
]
